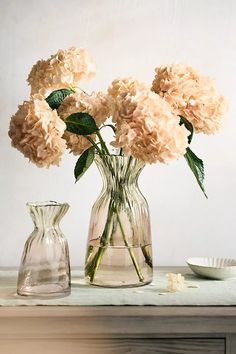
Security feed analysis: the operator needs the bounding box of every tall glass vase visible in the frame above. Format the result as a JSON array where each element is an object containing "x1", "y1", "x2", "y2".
[
  {"x1": 85, "y1": 155, "x2": 153, "y2": 287},
  {"x1": 17, "y1": 201, "x2": 71, "y2": 297}
]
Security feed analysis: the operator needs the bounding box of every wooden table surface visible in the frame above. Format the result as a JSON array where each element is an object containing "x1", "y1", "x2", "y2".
[{"x1": 1, "y1": 267, "x2": 236, "y2": 354}]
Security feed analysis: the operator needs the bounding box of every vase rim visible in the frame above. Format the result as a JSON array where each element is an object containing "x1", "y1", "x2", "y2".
[
  {"x1": 26, "y1": 201, "x2": 69, "y2": 208},
  {"x1": 95, "y1": 153, "x2": 139, "y2": 160}
]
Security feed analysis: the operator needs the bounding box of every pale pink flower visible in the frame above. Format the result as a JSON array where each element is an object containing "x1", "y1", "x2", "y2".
[
  {"x1": 27, "y1": 47, "x2": 95, "y2": 97},
  {"x1": 108, "y1": 77, "x2": 148, "y2": 100},
  {"x1": 108, "y1": 77, "x2": 148, "y2": 125},
  {"x1": 9, "y1": 95, "x2": 66, "y2": 167},
  {"x1": 108, "y1": 78, "x2": 190, "y2": 164},
  {"x1": 152, "y1": 64, "x2": 227, "y2": 134}
]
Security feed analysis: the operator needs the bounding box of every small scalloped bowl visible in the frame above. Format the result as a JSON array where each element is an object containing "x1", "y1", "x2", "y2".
[{"x1": 187, "y1": 257, "x2": 236, "y2": 280}]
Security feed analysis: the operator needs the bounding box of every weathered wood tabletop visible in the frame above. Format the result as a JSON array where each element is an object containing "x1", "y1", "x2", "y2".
[{"x1": 0, "y1": 267, "x2": 236, "y2": 354}]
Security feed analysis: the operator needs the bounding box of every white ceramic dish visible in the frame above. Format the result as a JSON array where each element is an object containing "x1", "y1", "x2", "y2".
[{"x1": 187, "y1": 257, "x2": 236, "y2": 280}]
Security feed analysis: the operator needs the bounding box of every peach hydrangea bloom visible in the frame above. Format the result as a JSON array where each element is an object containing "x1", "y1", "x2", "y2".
[
  {"x1": 58, "y1": 90, "x2": 111, "y2": 155},
  {"x1": 152, "y1": 63, "x2": 227, "y2": 134},
  {"x1": 8, "y1": 95, "x2": 66, "y2": 167},
  {"x1": 108, "y1": 78, "x2": 190, "y2": 164},
  {"x1": 108, "y1": 77, "x2": 148, "y2": 101},
  {"x1": 27, "y1": 47, "x2": 95, "y2": 97}
]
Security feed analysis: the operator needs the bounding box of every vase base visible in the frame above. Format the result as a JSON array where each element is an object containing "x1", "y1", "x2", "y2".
[
  {"x1": 85, "y1": 244, "x2": 153, "y2": 288},
  {"x1": 86, "y1": 278, "x2": 152, "y2": 288},
  {"x1": 17, "y1": 284, "x2": 71, "y2": 298}
]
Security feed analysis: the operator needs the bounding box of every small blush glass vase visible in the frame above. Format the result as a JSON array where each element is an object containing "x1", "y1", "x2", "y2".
[
  {"x1": 85, "y1": 154, "x2": 153, "y2": 288},
  {"x1": 17, "y1": 201, "x2": 71, "y2": 297}
]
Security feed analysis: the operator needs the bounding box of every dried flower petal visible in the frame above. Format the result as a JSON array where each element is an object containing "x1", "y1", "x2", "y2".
[{"x1": 167, "y1": 273, "x2": 185, "y2": 292}]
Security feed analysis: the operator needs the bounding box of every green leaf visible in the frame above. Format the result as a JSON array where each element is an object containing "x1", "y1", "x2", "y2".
[
  {"x1": 74, "y1": 147, "x2": 95, "y2": 182},
  {"x1": 65, "y1": 112, "x2": 98, "y2": 135},
  {"x1": 179, "y1": 115, "x2": 193, "y2": 144},
  {"x1": 46, "y1": 88, "x2": 74, "y2": 110},
  {"x1": 184, "y1": 147, "x2": 207, "y2": 198}
]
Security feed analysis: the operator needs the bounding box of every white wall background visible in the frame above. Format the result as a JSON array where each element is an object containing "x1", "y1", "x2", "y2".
[{"x1": 0, "y1": 0, "x2": 235, "y2": 267}]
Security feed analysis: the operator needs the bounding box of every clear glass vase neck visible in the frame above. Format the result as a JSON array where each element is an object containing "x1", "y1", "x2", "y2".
[
  {"x1": 95, "y1": 154, "x2": 145, "y2": 192},
  {"x1": 27, "y1": 201, "x2": 69, "y2": 229}
]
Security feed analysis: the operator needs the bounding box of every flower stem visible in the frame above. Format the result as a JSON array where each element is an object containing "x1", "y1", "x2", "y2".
[
  {"x1": 99, "y1": 124, "x2": 116, "y2": 134},
  {"x1": 96, "y1": 130, "x2": 110, "y2": 155},
  {"x1": 114, "y1": 205, "x2": 144, "y2": 282},
  {"x1": 87, "y1": 247, "x2": 106, "y2": 282},
  {"x1": 85, "y1": 199, "x2": 114, "y2": 282},
  {"x1": 141, "y1": 245, "x2": 153, "y2": 268},
  {"x1": 85, "y1": 136, "x2": 103, "y2": 155},
  {"x1": 73, "y1": 86, "x2": 89, "y2": 95}
]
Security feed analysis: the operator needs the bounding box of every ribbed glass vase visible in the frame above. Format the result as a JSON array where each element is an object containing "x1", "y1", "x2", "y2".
[
  {"x1": 85, "y1": 155, "x2": 153, "y2": 287},
  {"x1": 17, "y1": 201, "x2": 71, "y2": 297}
]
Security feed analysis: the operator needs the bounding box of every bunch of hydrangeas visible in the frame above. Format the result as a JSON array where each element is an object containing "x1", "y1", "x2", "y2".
[{"x1": 8, "y1": 47, "x2": 227, "y2": 196}]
